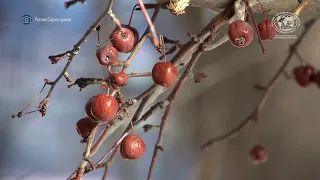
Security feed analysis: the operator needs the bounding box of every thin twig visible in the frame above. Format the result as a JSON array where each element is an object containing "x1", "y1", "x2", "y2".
[
  {"x1": 122, "y1": 33, "x2": 150, "y2": 72},
  {"x1": 90, "y1": 125, "x2": 112, "y2": 155},
  {"x1": 74, "y1": 126, "x2": 98, "y2": 180},
  {"x1": 127, "y1": 72, "x2": 152, "y2": 77},
  {"x1": 137, "y1": 0, "x2": 160, "y2": 47},
  {"x1": 147, "y1": 103, "x2": 172, "y2": 179}
]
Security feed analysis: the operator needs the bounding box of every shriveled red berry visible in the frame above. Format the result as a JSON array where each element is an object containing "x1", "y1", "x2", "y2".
[
  {"x1": 152, "y1": 62, "x2": 178, "y2": 88},
  {"x1": 293, "y1": 65, "x2": 315, "y2": 87},
  {"x1": 76, "y1": 117, "x2": 96, "y2": 138},
  {"x1": 110, "y1": 25, "x2": 137, "y2": 53},
  {"x1": 228, "y1": 20, "x2": 254, "y2": 47},
  {"x1": 96, "y1": 45, "x2": 119, "y2": 66},
  {"x1": 257, "y1": 20, "x2": 277, "y2": 40},
  {"x1": 249, "y1": 145, "x2": 268, "y2": 164},
  {"x1": 85, "y1": 94, "x2": 119, "y2": 122},
  {"x1": 109, "y1": 71, "x2": 129, "y2": 90},
  {"x1": 120, "y1": 134, "x2": 146, "y2": 160}
]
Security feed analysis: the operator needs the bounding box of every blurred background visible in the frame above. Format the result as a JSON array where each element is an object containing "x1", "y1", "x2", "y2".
[{"x1": 1, "y1": 0, "x2": 320, "y2": 180}]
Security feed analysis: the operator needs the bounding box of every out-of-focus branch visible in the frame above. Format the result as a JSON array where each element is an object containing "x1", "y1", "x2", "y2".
[{"x1": 200, "y1": 18, "x2": 317, "y2": 151}]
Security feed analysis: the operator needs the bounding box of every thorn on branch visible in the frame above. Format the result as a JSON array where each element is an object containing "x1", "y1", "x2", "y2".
[
  {"x1": 254, "y1": 84, "x2": 266, "y2": 90},
  {"x1": 282, "y1": 71, "x2": 292, "y2": 79},
  {"x1": 187, "y1": 32, "x2": 200, "y2": 43},
  {"x1": 161, "y1": 35, "x2": 181, "y2": 47},
  {"x1": 96, "y1": 25, "x2": 101, "y2": 31},
  {"x1": 48, "y1": 52, "x2": 70, "y2": 64},
  {"x1": 64, "y1": 0, "x2": 86, "y2": 9},
  {"x1": 193, "y1": 73, "x2": 207, "y2": 83},
  {"x1": 80, "y1": 138, "x2": 88, "y2": 143},
  {"x1": 143, "y1": 124, "x2": 160, "y2": 132},
  {"x1": 85, "y1": 158, "x2": 96, "y2": 170},
  {"x1": 64, "y1": 72, "x2": 72, "y2": 82},
  {"x1": 125, "y1": 98, "x2": 137, "y2": 106},
  {"x1": 156, "y1": 145, "x2": 164, "y2": 151}
]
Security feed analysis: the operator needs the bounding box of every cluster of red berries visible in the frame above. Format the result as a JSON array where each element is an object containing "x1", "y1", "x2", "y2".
[
  {"x1": 228, "y1": 19, "x2": 277, "y2": 47},
  {"x1": 75, "y1": 21, "x2": 179, "y2": 160},
  {"x1": 293, "y1": 65, "x2": 320, "y2": 88},
  {"x1": 76, "y1": 93, "x2": 146, "y2": 160}
]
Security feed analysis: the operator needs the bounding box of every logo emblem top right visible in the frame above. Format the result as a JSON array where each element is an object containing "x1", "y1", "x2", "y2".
[{"x1": 272, "y1": 12, "x2": 300, "y2": 34}]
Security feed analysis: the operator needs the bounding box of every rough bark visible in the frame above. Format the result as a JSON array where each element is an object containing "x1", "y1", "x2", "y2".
[{"x1": 157, "y1": 0, "x2": 320, "y2": 18}]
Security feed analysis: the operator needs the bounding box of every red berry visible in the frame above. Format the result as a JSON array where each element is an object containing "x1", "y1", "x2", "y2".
[
  {"x1": 152, "y1": 62, "x2": 178, "y2": 88},
  {"x1": 123, "y1": 24, "x2": 139, "y2": 46},
  {"x1": 85, "y1": 94, "x2": 119, "y2": 122},
  {"x1": 249, "y1": 145, "x2": 268, "y2": 164},
  {"x1": 293, "y1": 65, "x2": 315, "y2": 87},
  {"x1": 109, "y1": 71, "x2": 129, "y2": 90},
  {"x1": 120, "y1": 134, "x2": 146, "y2": 160},
  {"x1": 76, "y1": 117, "x2": 96, "y2": 138},
  {"x1": 257, "y1": 20, "x2": 277, "y2": 40},
  {"x1": 228, "y1": 20, "x2": 254, "y2": 47},
  {"x1": 110, "y1": 25, "x2": 137, "y2": 53},
  {"x1": 96, "y1": 45, "x2": 119, "y2": 66}
]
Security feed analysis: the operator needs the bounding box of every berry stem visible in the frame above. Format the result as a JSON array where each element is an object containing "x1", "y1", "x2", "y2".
[
  {"x1": 244, "y1": 0, "x2": 266, "y2": 55},
  {"x1": 128, "y1": 4, "x2": 139, "y2": 26},
  {"x1": 255, "y1": 0, "x2": 267, "y2": 21},
  {"x1": 95, "y1": 132, "x2": 129, "y2": 166},
  {"x1": 107, "y1": 88, "x2": 110, "y2": 96},
  {"x1": 160, "y1": 35, "x2": 167, "y2": 62},
  {"x1": 96, "y1": 30, "x2": 101, "y2": 45}
]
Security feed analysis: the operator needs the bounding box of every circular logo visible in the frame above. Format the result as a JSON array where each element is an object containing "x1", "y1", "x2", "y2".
[
  {"x1": 272, "y1": 12, "x2": 300, "y2": 34},
  {"x1": 22, "y1": 14, "x2": 32, "y2": 25}
]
